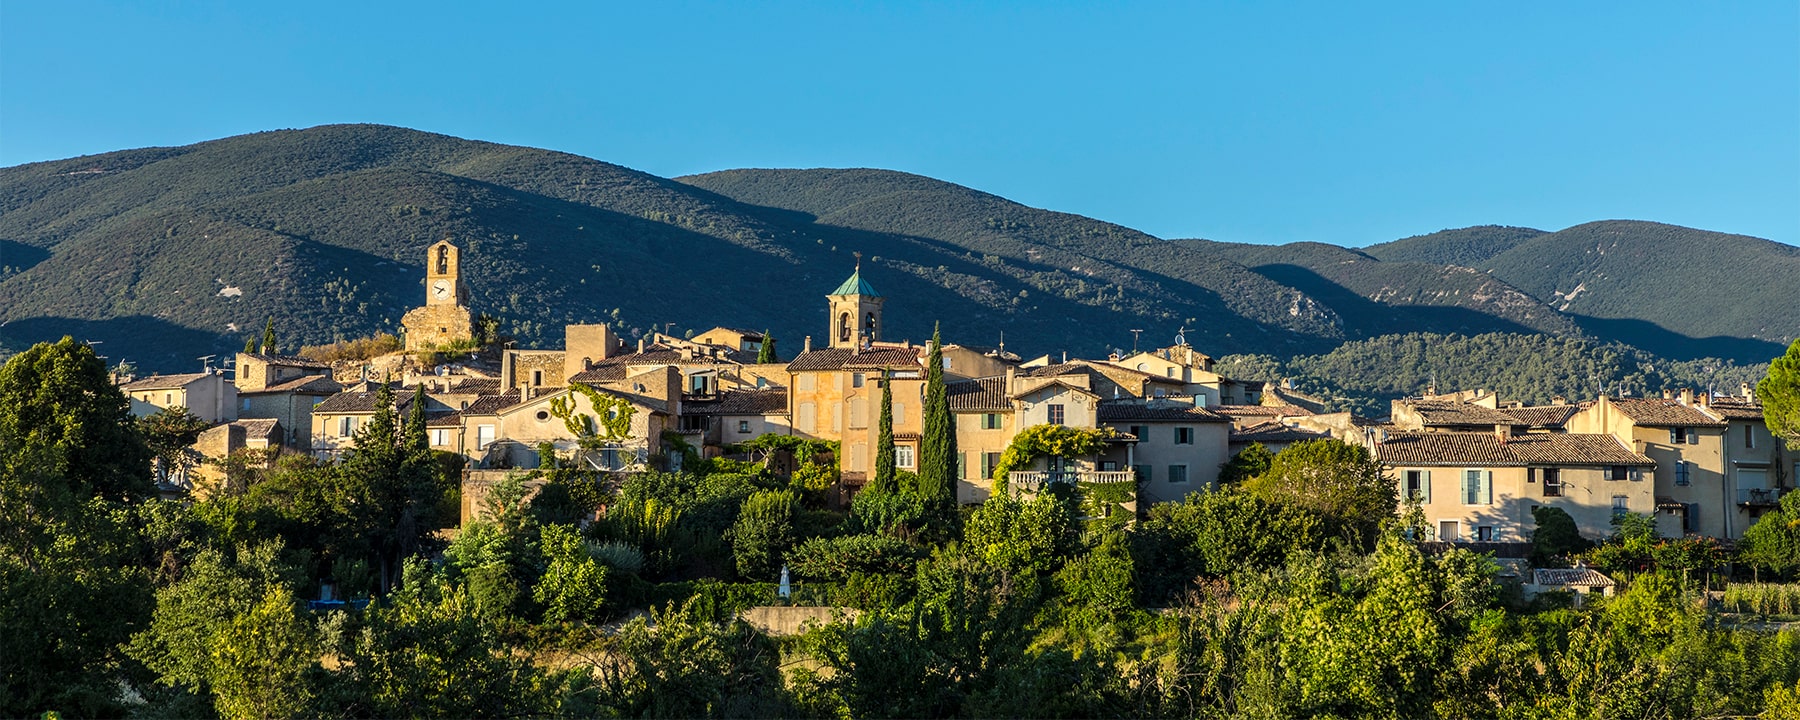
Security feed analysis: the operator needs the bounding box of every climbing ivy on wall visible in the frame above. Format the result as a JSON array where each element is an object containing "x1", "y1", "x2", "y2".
[
  {"x1": 991, "y1": 424, "x2": 1119, "y2": 488},
  {"x1": 549, "y1": 382, "x2": 636, "y2": 446}
]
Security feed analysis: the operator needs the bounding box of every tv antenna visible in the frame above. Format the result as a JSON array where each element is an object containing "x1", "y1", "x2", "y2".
[{"x1": 197, "y1": 354, "x2": 217, "y2": 371}]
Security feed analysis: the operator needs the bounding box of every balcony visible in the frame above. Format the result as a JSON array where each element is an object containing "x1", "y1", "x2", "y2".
[
  {"x1": 1008, "y1": 470, "x2": 1136, "y2": 491},
  {"x1": 1738, "y1": 488, "x2": 1785, "y2": 507}
]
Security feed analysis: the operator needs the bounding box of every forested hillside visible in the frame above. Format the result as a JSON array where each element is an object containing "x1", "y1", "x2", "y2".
[
  {"x1": 0, "y1": 125, "x2": 1792, "y2": 375},
  {"x1": 1219, "y1": 332, "x2": 1771, "y2": 415}
]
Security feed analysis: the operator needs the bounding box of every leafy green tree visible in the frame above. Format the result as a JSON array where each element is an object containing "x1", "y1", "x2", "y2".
[
  {"x1": 1740, "y1": 490, "x2": 1800, "y2": 579},
  {"x1": 0, "y1": 339, "x2": 157, "y2": 714},
  {"x1": 1243, "y1": 439, "x2": 1395, "y2": 546},
  {"x1": 341, "y1": 560, "x2": 557, "y2": 717},
  {"x1": 787, "y1": 533, "x2": 922, "y2": 580},
  {"x1": 1133, "y1": 488, "x2": 1327, "y2": 601},
  {"x1": 1761, "y1": 338, "x2": 1800, "y2": 449},
  {"x1": 1218, "y1": 442, "x2": 1274, "y2": 485},
  {"x1": 1530, "y1": 505, "x2": 1592, "y2": 566},
  {"x1": 872, "y1": 373, "x2": 897, "y2": 494},
  {"x1": 138, "y1": 406, "x2": 212, "y2": 489},
  {"x1": 208, "y1": 587, "x2": 320, "y2": 720},
  {"x1": 961, "y1": 492, "x2": 1073, "y2": 577},
  {"x1": 756, "y1": 330, "x2": 777, "y2": 364},
  {"x1": 534, "y1": 523, "x2": 610, "y2": 623},
  {"x1": 595, "y1": 598, "x2": 796, "y2": 717},
  {"x1": 726, "y1": 489, "x2": 799, "y2": 580},
  {"x1": 916, "y1": 325, "x2": 958, "y2": 514}
]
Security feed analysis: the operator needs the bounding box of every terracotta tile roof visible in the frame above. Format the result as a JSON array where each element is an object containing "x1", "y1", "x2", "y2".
[
  {"x1": 239, "y1": 353, "x2": 331, "y2": 369},
  {"x1": 241, "y1": 375, "x2": 342, "y2": 395},
  {"x1": 313, "y1": 385, "x2": 419, "y2": 414},
  {"x1": 426, "y1": 411, "x2": 463, "y2": 428},
  {"x1": 1532, "y1": 568, "x2": 1615, "y2": 588},
  {"x1": 786, "y1": 347, "x2": 920, "y2": 372},
  {"x1": 1705, "y1": 399, "x2": 1765, "y2": 421},
  {"x1": 683, "y1": 389, "x2": 789, "y2": 416},
  {"x1": 1378, "y1": 431, "x2": 1653, "y2": 467},
  {"x1": 1214, "y1": 404, "x2": 1313, "y2": 418},
  {"x1": 1609, "y1": 398, "x2": 1726, "y2": 427},
  {"x1": 948, "y1": 376, "x2": 1011, "y2": 412},
  {"x1": 462, "y1": 390, "x2": 523, "y2": 416},
  {"x1": 1097, "y1": 401, "x2": 1230, "y2": 423},
  {"x1": 1230, "y1": 420, "x2": 1330, "y2": 444},
  {"x1": 121, "y1": 372, "x2": 212, "y2": 391},
  {"x1": 568, "y1": 365, "x2": 629, "y2": 383},
  {"x1": 230, "y1": 418, "x2": 281, "y2": 442},
  {"x1": 1404, "y1": 400, "x2": 1521, "y2": 426},
  {"x1": 450, "y1": 378, "x2": 501, "y2": 394},
  {"x1": 1021, "y1": 362, "x2": 1085, "y2": 377},
  {"x1": 1501, "y1": 404, "x2": 1580, "y2": 428}
]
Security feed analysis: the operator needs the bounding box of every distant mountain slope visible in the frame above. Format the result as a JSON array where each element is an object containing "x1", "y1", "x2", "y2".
[
  {"x1": 1, "y1": 125, "x2": 1788, "y2": 372},
  {"x1": 0, "y1": 126, "x2": 1342, "y2": 369},
  {"x1": 1363, "y1": 225, "x2": 1547, "y2": 266},
  {"x1": 1179, "y1": 239, "x2": 1582, "y2": 339}
]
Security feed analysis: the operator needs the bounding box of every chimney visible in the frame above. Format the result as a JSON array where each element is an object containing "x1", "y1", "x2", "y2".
[
  {"x1": 500, "y1": 350, "x2": 515, "y2": 392},
  {"x1": 1678, "y1": 388, "x2": 1694, "y2": 406},
  {"x1": 803, "y1": 335, "x2": 813, "y2": 353},
  {"x1": 1425, "y1": 383, "x2": 1437, "y2": 397},
  {"x1": 1697, "y1": 391, "x2": 1711, "y2": 409},
  {"x1": 1004, "y1": 365, "x2": 1017, "y2": 393},
  {"x1": 1494, "y1": 423, "x2": 1512, "y2": 443},
  {"x1": 1741, "y1": 382, "x2": 1754, "y2": 401},
  {"x1": 1662, "y1": 388, "x2": 1673, "y2": 400},
  {"x1": 637, "y1": 338, "x2": 646, "y2": 353},
  {"x1": 1108, "y1": 352, "x2": 1120, "y2": 362},
  {"x1": 1551, "y1": 395, "x2": 1566, "y2": 406}
]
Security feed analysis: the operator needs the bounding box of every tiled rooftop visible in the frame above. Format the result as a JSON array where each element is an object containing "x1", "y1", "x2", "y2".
[
  {"x1": 1378, "y1": 431, "x2": 1653, "y2": 467},
  {"x1": 947, "y1": 376, "x2": 1011, "y2": 412},
  {"x1": 1097, "y1": 402, "x2": 1229, "y2": 423},
  {"x1": 1609, "y1": 398, "x2": 1726, "y2": 427},
  {"x1": 121, "y1": 372, "x2": 212, "y2": 391},
  {"x1": 683, "y1": 389, "x2": 789, "y2": 416},
  {"x1": 786, "y1": 347, "x2": 920, "y2": 372},
  {"x1": 1501, "y1": 404, "x2": 1580, "y2": 428}
]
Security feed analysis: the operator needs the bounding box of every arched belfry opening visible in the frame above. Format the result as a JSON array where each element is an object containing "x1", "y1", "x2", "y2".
[{"x1": 826, "y1": 254, "x2": 885, "y2": 351}]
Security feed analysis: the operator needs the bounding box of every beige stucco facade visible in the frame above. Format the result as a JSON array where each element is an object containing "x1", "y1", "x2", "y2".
[{"x1": 1388, "y1": 464, "x2": 1654, "y2": 543}]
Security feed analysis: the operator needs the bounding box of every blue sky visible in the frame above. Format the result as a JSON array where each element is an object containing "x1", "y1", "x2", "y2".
[{"x1": 3, "y1": 1, "x2": 1795, "y2": 246}]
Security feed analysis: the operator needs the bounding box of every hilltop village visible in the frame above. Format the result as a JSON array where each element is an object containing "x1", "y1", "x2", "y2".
[{"x1": 119, "y1": 240, "x2": 1791, "y2": 549}]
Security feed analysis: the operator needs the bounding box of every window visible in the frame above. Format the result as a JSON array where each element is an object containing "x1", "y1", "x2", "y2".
[
  {"x1": 838, "y1": 312, "x2": 852, "y2": 343},
  {"x1": 430, "y1": 428, "x2": 450, "y2": 447},
  {"x1": 164, "y1": 392, "x2": 173, "y2": 405},
  {"x1": 476, "y1": 425, "x2": 495, "y2": 450},
  {"x1": 535, "y1": 410, "x2": 551, "y2": 421},
  {"x1": 1543, "y1": 468, "x2": 1562, "y2": 497},
  {"x1": 1130, "y1": 425, "x2": 1149, "y2": 441},
  {"x1": 1609, "y1": 465, "x2": 1628, "y2": 481},
  {"x1": 1134, "y1": 464, "x2": 1153, "y2": 482},
  {"x1": 1404, "y1": 470, "x2": 1431, "y2": 502},
  {"x1": 339, "y1": 416, "x2": 355, "y2": 436},
  {"x1": 737, "y1": 420, "x2": 751, "y2": 434},
  {"x1": 943, "y1": 356, "x2": 953, "y2": 370},
  {"x1": 1175, "y1": 427, "x2": 1194, "y2": 445},
  {"x1": 1462, "y1": 469, "x2": 1491, "y2": 505},
  {"x1": 1168, "y1": 464, "x2": 1189, "y2": 483},
  {"x1": 894, "y1": 402, "x2": 906, "y2": 425},
  {"x1": 532, "y1": 370, "x2": 544, "y2": 386},
  {"x1": 756, "y1": 377, "x2": 768, "y2": 389},
  {"x1": 1674, "y1": 461, "x2": 1690, "y2": 486},
  {"x1": 1438, "y1": 521, "x2": 1460, "y2": 542},
  {"x1": 852, "y1": 373, "x2": 865, "y2": 388},
  {"x1": 982, "y1": 452, "x2": 1003, "y2": 480},
  {"x1": 896, "y1": 445, "x2": 915, "y2": 469},
  {"x1": 1670, "y1": 427, "x2": 1685, "y2": 444},
  {"x1": 958, "y1": 452, "x2": 968, "y2": 479},
  {"x1": 1684, "y1": 503, "x2": 1699, "y2": 532},
  {"x1": 1047, "y1": 404, "x2": 1065, "y2": 425},
  {"x1": 241, "y1": 398, "x2": 252, "y2": 411},
  {"x1": 1686, "y1": 428, "x2": 1698, "y2": 445},
  {"x1": 1165, "y1": 368, "x2": 1176, "y2": 378},
  {"x1": 982, "y1": 413, "x2": 1003, "y2": 430},
  {"x1": 1099, "y1": 460, "x2": 1119, "y2": 471},
  {"x1": 1746, "y1": 426, "x2": 1756, "y2": 449},
  {"x1": 1612, "y1": 495, "x2": 1629, "y2": 517},
  {"x1": 1476, "y1": 526, "x2": 1494, "y2": 542}
]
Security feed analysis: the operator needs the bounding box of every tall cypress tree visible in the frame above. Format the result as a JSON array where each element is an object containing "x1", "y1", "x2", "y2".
[
  {"x1": 260, "y1": 316, "x2": 277, "y2": 355},
  {"x1": 871, "y1": 372, "x2": 896, "y2": 494},
  {"x1": 757, "y1": 330, "x2": 777, "y2": 364},
  {"x1": 917, "y1": 324, "x2": 958, "y2": 511}
]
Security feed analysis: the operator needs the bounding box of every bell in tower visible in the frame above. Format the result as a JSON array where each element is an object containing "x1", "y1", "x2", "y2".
[{"x1": 827, "y1": 254, "x2": 884, "y2": 350}]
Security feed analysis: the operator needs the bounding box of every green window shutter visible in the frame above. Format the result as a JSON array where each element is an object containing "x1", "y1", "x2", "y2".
[{"x1": 1421, "y1": 470, "x2": 1431, "y2": 503}]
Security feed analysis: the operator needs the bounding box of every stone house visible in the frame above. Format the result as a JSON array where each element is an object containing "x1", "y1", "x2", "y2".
[
  {"x1": 121, "y1": 370, "x2": 237, "y2": 423},
  {"x1": 1097, "y1": 398, "x2": 1232, "y2": 504},
  {"x1": 1377, "y1": 429, "x2": 1655, "y2": 543}
]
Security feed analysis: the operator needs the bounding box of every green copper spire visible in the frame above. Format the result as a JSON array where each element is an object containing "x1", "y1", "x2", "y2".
[{"x1": 830, "y1": 255, "x2": 881, "y2": 297}]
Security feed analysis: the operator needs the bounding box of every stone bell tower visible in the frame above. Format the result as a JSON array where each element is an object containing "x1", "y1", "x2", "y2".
[
  {"x1": 402, "y1": 239, "x2": 475, "y2": 352},
  {"x1": 827, "y1": 255, "x2": 884, "y2": 350}
]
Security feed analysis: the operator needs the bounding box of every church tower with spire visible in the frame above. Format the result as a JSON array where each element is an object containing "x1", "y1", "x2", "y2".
[{"x1": 827, "y1": 255, "x2": 884, "y2": 350}]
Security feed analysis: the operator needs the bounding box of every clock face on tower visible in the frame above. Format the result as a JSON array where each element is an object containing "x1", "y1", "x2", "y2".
[{"x1": 432, "y1": 279, "x2": 451, "y2": 301}]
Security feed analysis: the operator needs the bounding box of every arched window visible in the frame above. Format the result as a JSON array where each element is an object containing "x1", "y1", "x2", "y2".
[
  {"x1": 864, "y1": 311, "x2": 877, "y2": 339},
  {"x1": 838, "y1": 312, "x2": 852, "y2": 342},
  {"x1": 436, "y1": 245, "x2": 450, "y2": 274}
]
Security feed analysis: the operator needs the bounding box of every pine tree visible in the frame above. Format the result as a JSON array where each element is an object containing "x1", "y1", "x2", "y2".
[
  {"x1": 260, "y1": 317, "x2": 277, "y2": 355},
  {"x1": 757, "y1": 330, "x2": 777, "y2": 364},
  {"x1": 871, "y1": 373, "x2": 896, "y2": 494},
  {"x1": 1759, "y1": 338, "x2": 1800, "y2": 449},
  {"x1": 916, "y1": 324, "x2": 958, "y2": 512}
]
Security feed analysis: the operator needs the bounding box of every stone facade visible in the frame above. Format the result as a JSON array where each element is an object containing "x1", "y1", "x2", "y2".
[{"x1": 402, "y1": 240, "x2": 475, "y2": 352}]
